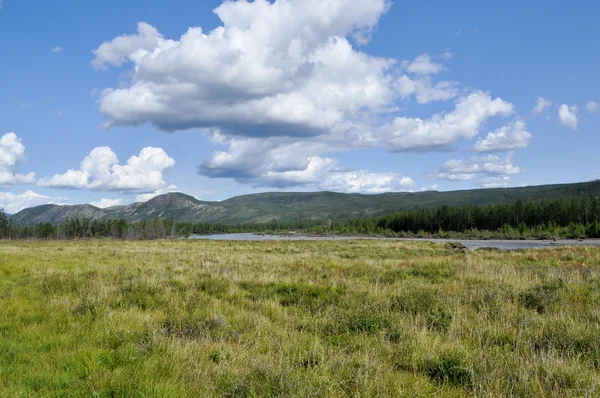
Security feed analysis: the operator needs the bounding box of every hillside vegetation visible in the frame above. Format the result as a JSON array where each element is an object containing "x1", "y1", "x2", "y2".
[
  {"x1": 1, "y1": 240, "x2": 599, "y2": 396},
  {"x1": 9, "y1": 180, "x2": 600, "y2": 226}
]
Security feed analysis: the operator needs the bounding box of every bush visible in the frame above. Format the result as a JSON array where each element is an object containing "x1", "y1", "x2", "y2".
[
  {"x1": 520, "y1": 279, "x2": 564, "y2": 313},
  {"x1": 421, "y1": 349, "x2": 475, "y2": 389},
  {"x1": 427, "y1": 306, "x2": 453, "y2": 332}
]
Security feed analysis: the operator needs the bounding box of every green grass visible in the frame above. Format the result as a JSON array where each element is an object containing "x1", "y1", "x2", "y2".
[{"x1": 1, "y1": 240, "x2": 599, "y2": 397}]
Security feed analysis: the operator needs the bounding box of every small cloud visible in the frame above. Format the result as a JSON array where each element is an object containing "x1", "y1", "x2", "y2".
[
  {"x1": 89, "y1": 198, "x2": 124, "y2": 208},
  {"x1": 441, "y1": 50, "x2": 453, "y2": 60},
  {"x1": 52, "y1": 46, "x2": 64, "y2": 53},
  {"x1": 532, "y1": 97, "x2": 552, "y2": 114},
  {"x1": 420, "y1": 184, "x2": 439, "y2": 192},
  {"x1": 18, "y1": 102, "x2": 34, "y2": 109},
  {"x1": 586, "y1": 101, "x2": 599, "y2": 114},
  {"x1": 56, "y1": 110, "x2": 66, "y2": 116},
  {"x1": 405, "y1": 53, "x2": 445, "y2": 75},
  {"x1": 558, "y1": 104, "x2": 578, "y2": 129}
]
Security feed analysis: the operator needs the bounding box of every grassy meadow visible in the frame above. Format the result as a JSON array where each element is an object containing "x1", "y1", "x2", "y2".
[{"x1": 1, "y1": 240, "x2": 599, "y2": 397}]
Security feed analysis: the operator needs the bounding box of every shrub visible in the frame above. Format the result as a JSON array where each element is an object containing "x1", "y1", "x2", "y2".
[
  {"x1": 240, "y1": 282, "x2": 345, "y2": 312},
  {"x1": 421, "y1": 349, "x2": 475, "y2": 389},
  {"x1": 520, "y1": 279, "x2": 564, "y2": 313},
  {"x1": 427, "y1": 306, "x2": 453, "y2": 332}
]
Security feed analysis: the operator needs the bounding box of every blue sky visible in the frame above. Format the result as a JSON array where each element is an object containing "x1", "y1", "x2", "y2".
[{"x1": 0, "y1": 0, "x2": 598, "y2": 213}]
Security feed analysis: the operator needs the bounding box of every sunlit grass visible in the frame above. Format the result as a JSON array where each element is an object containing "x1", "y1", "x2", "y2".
[{"x1": 1, "y1": 240, "x2": 599, "y2": 397}]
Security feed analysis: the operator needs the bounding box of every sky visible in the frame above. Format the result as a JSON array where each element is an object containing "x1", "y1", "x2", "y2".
[{"x1": 0, "y1": 0, "x2": 599, "y2": 213}]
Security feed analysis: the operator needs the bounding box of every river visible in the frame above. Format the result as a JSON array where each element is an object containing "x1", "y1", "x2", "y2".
[{"x1": 188, "y1": 233, "x2": 600, "y2": 251}]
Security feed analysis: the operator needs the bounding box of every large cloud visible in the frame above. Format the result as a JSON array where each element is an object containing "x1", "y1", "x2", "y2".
[
  {"x1": 0, "y1": 132, "x2": 36, "y2": 186},
  {"x1": 93, "y1": 0, "x2": 523, "y2": 192},
  {"x1": 93, "y1": 17, "x2": 461, "y2": 134},
  {"x1": 38, "y1": 147, "x2": 175, "y2": 193},
  {"x1": 474, "y1": 120, "x2": 532, "y2": 152},
  {"x1": 0, "y1": 191, "x2": 67, "y2": 214}
]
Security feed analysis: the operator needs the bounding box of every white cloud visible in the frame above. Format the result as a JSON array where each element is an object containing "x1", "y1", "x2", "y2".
[
  {"x1": 479, "y1": 176, "x2": 510, "y2": 188},
  {"x1": 38, "y1": 146, "x2": 175, "y2": 193},
  {"x1": 441, "y1": 51, "x2": 453, "y2": 60},
  {"x1": 91, "y1": 0, "x2": 522, "y2": 190},
  {"x1": 0, "y1": 191, "x2": 67, "y2": 214},
  {"x1": 586, "y1": 101, "x2": 599, "y2": 114},
  {"x1": 0, "y1": 132, "x2": 36, "y2": 186},
  {"x1": 558, "y1": 104, "x2": 578, "y2": 129},
  {"x1": 201, "y1": 141, "x2": 414, "y2": 193},
  {"x1": 89, "y1": 198, "x2": 124, "y2": 208},
  {"x1": 395, "y1": 76, "x2": 459, "y2": 104},
  {"x1": 92, "y1": 22, "x2": 162, "y2": 70},
  {"x1": 420, "y1": 184, "x2": 438, "y2": 192},
  {"x1": 533, "y1": 97, "x2": 552, "y2": 113},
  {"x1": 0, "y1": 0, "x2": 4, "y2": 9},
  {"x1": 52, "y1": 46, "x2": 64, "y2": 53},
  {"x1": 431, "y1": 154, "x2": 520, "y2": 183},
  {"x1": 474, "y1": 120, "x2": 532, "y2": 152},
  {"x1": 92, "y1": 1, "x2": 459, "y2": 137},
  {"x1": 378, "y1": 92, "x2": 514, "y2": 152},
  {"x1": 405, "y1": 53, "x2": 445, "y2": 75}
]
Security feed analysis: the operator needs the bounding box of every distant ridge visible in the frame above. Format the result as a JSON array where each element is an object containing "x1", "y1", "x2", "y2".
[{"x1": 9, "y1": 180, "x2": 600, "y2": 225}]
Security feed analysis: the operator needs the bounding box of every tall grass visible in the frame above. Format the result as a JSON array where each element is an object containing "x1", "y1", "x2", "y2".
[{"x1": 0, "y1": 240, "x2": 599, "y2": 397}]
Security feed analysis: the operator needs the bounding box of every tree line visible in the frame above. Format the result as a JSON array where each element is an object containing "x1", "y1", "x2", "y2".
[
  {"x1": 313, "y1": 196, "x2": 600, "y2": 239},
  {"x1": 1, "y1": 195, "x2": 600, "y2": 240}
]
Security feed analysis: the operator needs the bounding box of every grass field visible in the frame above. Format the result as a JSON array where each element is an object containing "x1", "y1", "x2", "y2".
[{"x1": 1, "y1": 240, "x2": 599, "y2": 397}]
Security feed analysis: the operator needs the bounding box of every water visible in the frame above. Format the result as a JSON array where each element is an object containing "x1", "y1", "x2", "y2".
[{"x1": 188, "y1": 233, "x2": 600, "y2": 250}]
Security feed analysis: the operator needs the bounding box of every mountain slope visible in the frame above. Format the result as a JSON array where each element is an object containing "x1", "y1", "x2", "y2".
[{"x1": 9, "y1": 180, "x2": 600, "y2": 225}]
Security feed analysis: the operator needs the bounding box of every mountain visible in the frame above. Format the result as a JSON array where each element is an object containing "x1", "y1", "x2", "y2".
[{"x1": 9, "y1": 180, "x2": 600, "y2": 226}]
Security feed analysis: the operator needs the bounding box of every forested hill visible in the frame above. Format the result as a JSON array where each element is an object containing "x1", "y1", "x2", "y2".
[{"x1": 9, "y1": 180, "x2": 600, "y2": 226}]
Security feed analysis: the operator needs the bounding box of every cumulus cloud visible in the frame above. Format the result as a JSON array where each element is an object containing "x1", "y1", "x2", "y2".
[
  {"x1": 89, "y1": 198, "x2": 124, "y2": 208},
  {"x1": 378, "y1": 92, "x2": 514, "y2": 152},
  {"x1": 92, "y1": 1, "x2": 407, "y2": 134},
  {"x1": 431, "y1": 154, "x2": 520, "y2": 183},
  {"x1": 52, "y1": 46, "x2": 64, "y2": 53},
  {"x1": 38, "y1": 146, "x2": 175, "y2": 193},
  {"x1": 474, "y1": 120, "x2": 532, "y2": 152},
  {"x1": 0, "y1": 132, "x2": 36, "y2": 186},
  {"x1": 92, "y1": 0, "x2": 458, "y2": 136},
  {"x1": 533, "y1": 97, "x2": 552, "y2": 113},
  {"x1": 558, "y1": 104, "x2": 578, "y2": 129},
  {"x1": 92, "y1": 0, "x2": 521, "y2": 190},
  {"x1": 405, "y1": 53, "x2": 445, "y2": 75},
  {"x1": 0, "y1": 191, "x2": 67, "y2": 214},
  {"x1": 586, "y1": 101, "x2": 599, "y2": 114}
]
